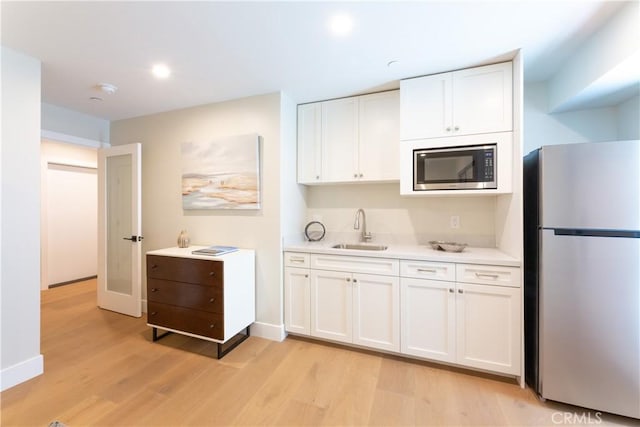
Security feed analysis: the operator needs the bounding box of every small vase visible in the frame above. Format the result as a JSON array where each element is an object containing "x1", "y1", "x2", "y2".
[{"x1": 177, "y1": 230, "x2": 190, "y2": 248}]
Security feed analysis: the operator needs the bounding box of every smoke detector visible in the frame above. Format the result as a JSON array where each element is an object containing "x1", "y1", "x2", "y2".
[{"x1": 97, "y1": 83, "x2": 118, "y2": 95}]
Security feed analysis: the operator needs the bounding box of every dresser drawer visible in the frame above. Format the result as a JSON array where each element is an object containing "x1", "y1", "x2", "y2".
[
  {"x1": 148, "y1": 302, "x2": 224, "y2": 340},
  {"x1": 147, "y1": 255, "x2": 223, "y2": 287},
  {"x1": 284, "y1": 252, "x2": 310, "y2": 268},
  {"x1": 456, "y1": 264, "x2": 520, "y2": 288},
  {"x1": 147, "y1": 279, "x2": 223, "y2": 313},
  {"x1": 400, "y1": 260, "x2": 455, "y2": 281}
]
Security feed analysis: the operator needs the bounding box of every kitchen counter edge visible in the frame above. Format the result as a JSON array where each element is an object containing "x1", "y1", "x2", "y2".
[{"x1": 284, "y1": 242, "x2": 520, "y2": 267}]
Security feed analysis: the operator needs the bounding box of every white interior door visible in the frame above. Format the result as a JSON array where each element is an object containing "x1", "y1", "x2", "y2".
[{"x1": 98, "y1": 143, "x2": 142, "y2": 317}]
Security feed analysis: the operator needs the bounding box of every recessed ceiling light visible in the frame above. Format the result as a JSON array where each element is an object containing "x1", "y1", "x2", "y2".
[
  {"x1": 328, "y1": 13, "x2": 353, "y2": 37},
  {"x1": 152, "y1": 63, "x2": 171, "y2": 79}
]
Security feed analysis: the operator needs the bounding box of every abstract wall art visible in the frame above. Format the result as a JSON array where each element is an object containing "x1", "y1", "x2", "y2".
[{"x1": 181, "y1": 134, "x2": 261, "y2": 210}]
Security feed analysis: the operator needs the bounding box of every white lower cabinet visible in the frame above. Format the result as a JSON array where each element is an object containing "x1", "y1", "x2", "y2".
[
  {"x1": 352, "y1": 273, "x2": 399, "y2": 352},
  {"x1": 310, "y1": 269, "x2": 353, "y2": 344},
  {"x1": 284, "y1": 252, "x2": 521, "y2": 377},
  {"x1": 284, "y1": 266, "x2": 311, "y2": 335},
  {"x1": 400, "y1": 260, "x2": 521, "y2": 375},
  {"x1": 285, "y1": 252, "x2": 400, "y2": 352},
  {"x1": 455, "y1": 282, "x2": 521, "y2": 375},
  {"x1": 400, "y1": 277, "x2": 455, "y2": 362}
]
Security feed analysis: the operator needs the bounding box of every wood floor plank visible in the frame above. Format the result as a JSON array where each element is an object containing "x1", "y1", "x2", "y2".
[{"x1": 1, "y1": 279, "x2": 638, "y2": 427}]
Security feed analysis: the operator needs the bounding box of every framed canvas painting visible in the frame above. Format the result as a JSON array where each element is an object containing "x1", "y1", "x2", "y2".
[{"x1": 181, "y1": 134, "x2": 261, "y2": 210}]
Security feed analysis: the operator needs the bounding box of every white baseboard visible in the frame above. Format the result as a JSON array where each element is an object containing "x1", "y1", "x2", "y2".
[
  {"x1": 1, "y1": 354, "x2": 44, "y2": 392},
  {"x1": 250, "y1": 321, "x2": 286, "y2": 342}
]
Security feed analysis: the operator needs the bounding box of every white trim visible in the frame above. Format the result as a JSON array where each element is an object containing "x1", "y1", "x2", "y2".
[
  {"x1": 250, "y1": 321, "x2": 286, "y2": 342},
  {"x1": 0, "y1": 355, "x2": 44, "y2": 391},
  {"x1": 41, "y1": 129, "x2": 109, "y2": 148}
]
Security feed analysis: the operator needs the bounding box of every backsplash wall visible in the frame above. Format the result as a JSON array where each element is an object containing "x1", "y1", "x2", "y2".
[{"x1": 306, "y1": 183, "x2": 496, "y2": 247}]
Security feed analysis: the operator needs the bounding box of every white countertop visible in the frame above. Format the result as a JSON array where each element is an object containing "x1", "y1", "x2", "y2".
[
  {"x1": 284, "y1": 241, "x2": 520, "y2": 267},
  {"x1": 147, "y1": 246, "x2": 254, "y2": 261}
]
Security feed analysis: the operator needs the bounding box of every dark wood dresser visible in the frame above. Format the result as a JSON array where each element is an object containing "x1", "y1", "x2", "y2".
[{"x1": 146, "y1": 247, "x2": 255, "y2": 357}]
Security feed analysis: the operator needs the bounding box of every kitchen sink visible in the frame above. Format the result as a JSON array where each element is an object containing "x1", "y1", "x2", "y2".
[{"x1": 331, "y1": 243, "x2": 388, "y2": 251}]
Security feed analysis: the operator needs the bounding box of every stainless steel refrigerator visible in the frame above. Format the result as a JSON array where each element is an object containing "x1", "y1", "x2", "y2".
[{"x1": 524, "y1": 140, "x2": 640, "y2": 419}]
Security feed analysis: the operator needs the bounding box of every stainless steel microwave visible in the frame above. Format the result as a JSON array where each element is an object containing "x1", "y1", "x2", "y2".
[{"x1": 413, "y1": 144, "x2": 497, "y2": 190}]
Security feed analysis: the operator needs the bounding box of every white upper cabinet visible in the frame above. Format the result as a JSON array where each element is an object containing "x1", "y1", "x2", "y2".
[
  {"x1": 297, "y1": 103, "x2": 322, "y2": 183},
  {"x1": 297, "y1": 90, "x2": 399, "y2": 184},
  {"x1": 400, "y1": 62, "x2": 512, "y2": 140},
  {"x1": 358, "y1": 91, "x2": 400, "y2": 182},
  {"x1": 322, "y1": 97, "x2": 359, "y2": 183}
]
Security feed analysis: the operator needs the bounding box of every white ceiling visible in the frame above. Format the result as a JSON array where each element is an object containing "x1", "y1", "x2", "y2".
[{"x1": 0, "y1": 1, "x2": 630, "y2": 121}]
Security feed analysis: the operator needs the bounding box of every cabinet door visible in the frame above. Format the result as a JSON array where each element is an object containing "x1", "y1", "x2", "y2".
[
  {"x1": 452, "y1": 62, "x2": 512, "y2": 136},
  {"x1": 400, "y1": 277, "x2": 455, "y2": 362},
  {"x1": 400, "y1": 73, "x2": 452, "y2": 140},
  {"x1": 284, "y1": 267, "x2": 311, "y2": 335},
  {"x1": 353, "y1": 273, "x2": 399, "y2": 352},
  {"x1": 310, "y1": 270, "x2": 352, "y2": 344},
  {"x1": 297, "y1": 103, "x2": 322, "y2": 183},
  {"x1": 456, "y1": 282, "x2": 521, "y2": 375},
  {"x1": 358, "y1": 91, "x2": 400, "y2": 182},
  {"x1": 322, "y1": 97, "x2": 359, "y2": 182}
]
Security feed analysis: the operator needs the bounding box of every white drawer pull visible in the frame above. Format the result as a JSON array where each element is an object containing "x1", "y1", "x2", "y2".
[
  {"x1": 475, "y1": 272, "x2": 500, "y2": 279},
  {"x1": 417, "y1": 268, "x2": 437, "y2": 273},
  {"x1": 290, "y1": 257, "x2": 306, "y2": 263}
]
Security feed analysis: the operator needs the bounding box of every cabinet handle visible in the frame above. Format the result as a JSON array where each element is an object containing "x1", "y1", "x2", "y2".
[
  {"x1": 210, "y1": 324, "x2": 216, "y2": 329},
  {"x1": 150, "y1": 311, "x2": 157, "y2": 316},
  {"x1": 151, "y1": 288, "x2": 158, "y2": 292},
  {"x1": 454, "y1": 126, "x2": 459, "y2": 131},
  {"x1": 290, "y1": 257, "x2": 305, "y2": 263},
  {"x1": 151, "y1": 265, "x2": 158, "y2": 270},
  {"x1": 458, "y1": 289, "x2": 464, "y2": 294},
  {"x1": 316, "y1": 175, "x2": 320, "y2": 180},
  {"x1": 209, "y1": 272, "x2": 215, "y2": 277},
  {"x1": 446, "y1": 127, "x2": 451, "y2": 132},
  {"x1": 475, "y1": 273, "x2": 500, "y2": 280},
  {"x1": 209, "y1": 297, "x2": 215, "y2": 303},
  {"x1": 354, "y1": 173, "x2": 358, "y2": 178},
  {"x1": 353, "y1": 279, "x2": 358, "y2": 283},
  {"x1": 449, "y1": 288, "x2": 454, "y2": 293},
  {"x1": 359, "y1": 173, "x2": 363, "y2": 178},
  {"x1": 417, "y1": 268, "x2": 437, "y2": 274},
  {"x1": 304, "y1": 274, "x2": 309, "y2": 278},
  {"x1": 346, "y1": 278, "x2": 351, "y2": 282}
]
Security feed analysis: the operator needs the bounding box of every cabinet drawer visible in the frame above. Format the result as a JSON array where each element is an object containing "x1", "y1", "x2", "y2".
[
  {"x1": 400, "y1": 260, "x2": 455, "y2": 282},
  {"x1": 284, "y1": 252, "x2": 310, "y2": 268},
  {"x1": 311, "y1": 254, "x2": 399, "y2": 276},
  {"x1": 147, "y1": 279, "x2": 223, "y2": 313},
  {"x1": 456, "y1": 264, "x2": 520, "y2": 288},
  {"x1": 147, "y1": 255, "x2": 223, "y2": 287},
  {"x1": 148, "y1": 302, "x2": 224, "y2": 340}
]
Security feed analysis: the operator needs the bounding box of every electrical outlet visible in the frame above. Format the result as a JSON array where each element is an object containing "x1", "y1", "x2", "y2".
[{"x1": 450, "y1": 215, "x2": 460, "y2": 229}]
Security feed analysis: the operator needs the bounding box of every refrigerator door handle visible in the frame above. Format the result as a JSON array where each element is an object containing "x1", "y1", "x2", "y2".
[{"x1": 547, "y1": 228, "x2": 640, "y2": 239}]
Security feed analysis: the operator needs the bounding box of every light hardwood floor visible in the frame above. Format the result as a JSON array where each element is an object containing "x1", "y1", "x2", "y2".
[{"x1": 1, "y1": 279, "x2": 636, "y2": 426}]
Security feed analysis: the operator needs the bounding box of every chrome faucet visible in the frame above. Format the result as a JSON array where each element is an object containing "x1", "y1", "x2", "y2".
[{"x1": 354, "y1": 208, "x2": 372, "y2": 242}]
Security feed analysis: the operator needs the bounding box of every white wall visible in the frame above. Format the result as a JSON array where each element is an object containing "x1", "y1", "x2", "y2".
[
  {"x1": 42, "y1": 103, "x2": 110, "y2": 145},
  {"x1": 548, "y1": 1, "x2": 639, "y2": 112},
  {"x1": 617, "y1": 94, "x2": 640, "y2": 140},
  {"x1": 307, "y1": 184, "x2": 496, "y2": 248},
  {"x1": 40, "y1": 140, "x2": 98, "y2": 289},
  {"x1": 523, "y1": 82, "x2": 619, "y2": 154},
  {"x1": 1, "y1": 47, "x2": 43, "y2": 391},
  {"x1": 110, "y1": 92, "x2": 286, "y2": 339}
]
